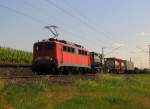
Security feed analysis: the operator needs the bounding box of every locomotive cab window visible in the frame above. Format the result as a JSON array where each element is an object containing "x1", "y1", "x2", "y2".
[
  {"x1": 78, "y1": 50, "x2": 82, "y2": 54},
  {"x1": 78, "y1": 50, "x2": 87, "y2": 55},
  {"x1": 45, "y1": 43, "x2": 55, "y2": 50},
  {"x1": 71, "y1": 48, "x2": 75, "y2": 53},
  {"x1": 81, "y1": 50, "x2": 84, "y2": 55},
  {"x1": 35, "y1": 45, "x2": 39, "y2": 51},
  {"x1": 63, "y1": 46, "x2": 67, "y2": 51},
  {"x1": 67, "y1": 47, "x2": 71, "y2": 52},
  {"x1": 34, "y1": 44, "x2": 42, "y2": 51},
  {"x1": 63, "y1": 45, "x2": 75, "y2": 53},
  {"x1": 85, "y1": 51, "x2": 87, "y2": 56}
]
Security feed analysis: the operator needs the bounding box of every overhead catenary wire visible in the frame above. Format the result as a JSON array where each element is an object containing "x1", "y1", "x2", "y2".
[
  {"x1": 44, "y1": 0, "x2": 98, "y2": 32},
  {"x1": 0, "y1": 3, "x2": 103, "y2": 50},
  {"x1": 19, "y1": 0, "x2": 105, "y2": 47},
  {"x1": 59, "y1": 28, "x2": 104, "y2": 47},
  {"x1": 136, "y1": 45, "x2": 150, "y2": 68},
  {"x1": 44, "y1": 0, "x2": 119, "y2": 44},
  {"x1": 43, "y1": 0, "x2": 106, "y2": 41},
  {"x1": 136, "y1": 46, "x2": 149, "y2": 54},
  {"x1": 61, "y1": 0, "x2": 119, "y2": 43},
  {"x1": 105, "y1": 46, "x2": 122, "y2": 56},
  {"x1": 0, "y1": 2, "x2": 121, "y2": 54},
  {"x1": 0, "y1": 4, "x2": 46, "y2": 24},
  {"x1": 20, "y1": 0, "x2": 116, "y2": 49}
]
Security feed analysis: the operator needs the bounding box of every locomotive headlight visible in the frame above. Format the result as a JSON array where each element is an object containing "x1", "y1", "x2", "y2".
[{"x1": 50, "y1": 58, "x2": 53, "y2": 61}]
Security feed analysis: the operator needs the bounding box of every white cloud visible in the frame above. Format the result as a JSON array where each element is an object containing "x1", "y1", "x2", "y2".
[{"x1": 139, "y1": 32, "x2": 150, "y2": 36}]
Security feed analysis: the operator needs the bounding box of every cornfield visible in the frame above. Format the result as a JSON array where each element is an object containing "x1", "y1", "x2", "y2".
[{"x1": 0, "y1": 47, "x2": 32, "y2": 64}]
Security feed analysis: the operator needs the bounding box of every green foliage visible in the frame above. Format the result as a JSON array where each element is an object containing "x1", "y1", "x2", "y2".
[
  {"x1": 101, "y1": 96, "x2": 127, "y2": 104},
  {"x1": 54, "y1": 96, "x2": 105, "y2": 109},
  {"x1": 76, "y1": 79, "x2": 99, "y2": 92},
  {"x1": 0, "y1": 81, "x2": 52, "y2": 109},
  {"x1": 0, "y1": 47, "x2": 32, "y2": 64},
  {"x1": 0, "y1": 74, "x2": 150, "y2": 109},
  {"x1": 0, "y1": 80, "x2": 5, "y2": 91},
  {"x1": 54, "y1": 96, "x2": 129, "y2": 109}
]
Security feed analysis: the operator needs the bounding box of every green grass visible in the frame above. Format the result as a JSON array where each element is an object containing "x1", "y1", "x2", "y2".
[
  {"x1": 0, "y1": 47, "x2": 32, "y2": 64},
  {"x1": 0, "y1": 80, "x2": 52, "y2": 109},
  {"x1": 54, "y1": 96, "x2": 129, "y2": 109},
  {"x1": 0, "y1": 74, "x2": 150, "y2": 109}
]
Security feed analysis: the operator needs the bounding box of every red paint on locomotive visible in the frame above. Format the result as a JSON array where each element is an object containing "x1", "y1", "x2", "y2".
[{"x1": 32, "y1": 39, "x2": 91, "y2": 74}]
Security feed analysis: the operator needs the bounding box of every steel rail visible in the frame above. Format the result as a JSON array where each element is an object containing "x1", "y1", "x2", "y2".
[{"x1": 0, "y1": 74, "x2": 97, "y2": 79}]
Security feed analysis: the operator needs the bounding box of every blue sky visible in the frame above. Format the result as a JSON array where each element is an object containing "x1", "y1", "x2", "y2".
[{"x1": 0, "y1": 0, "x2": 150, "y2": 68}]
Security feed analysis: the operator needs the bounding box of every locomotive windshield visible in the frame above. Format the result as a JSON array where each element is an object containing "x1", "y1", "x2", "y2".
[{"x1": 34, "y1": 42, "x2": 55, "y2": 52}]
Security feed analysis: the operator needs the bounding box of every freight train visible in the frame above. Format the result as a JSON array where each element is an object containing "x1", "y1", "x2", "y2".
[{"x1": 32, "y1": 38, "x2": 134, "y2": 75}]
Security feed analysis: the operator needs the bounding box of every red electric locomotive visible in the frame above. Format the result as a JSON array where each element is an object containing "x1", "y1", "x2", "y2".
[{"x1": 32, "y1": 38, "x2": 91, "y2": 74}]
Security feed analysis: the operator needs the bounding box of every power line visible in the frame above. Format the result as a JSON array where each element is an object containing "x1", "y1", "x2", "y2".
[
  {"x1": 136, "y1": 45, "x2": 149, "y2": 68},
  {"x1": 0, "y1": 1, "x2": 118, "y2": 53},
  {"x1": 0, "y1": 4, "x2": 46, "y2": 24},
  {"x1": 59, "y1": 28, "x2": 104, "y2": 47},
  {"x1": 136, "y1": 46, "x2": 148, "y2": 53},
  {"x1": 44, "y1": 0, "x2": 109, "y2": 47},
  {"x1": 44, "y1": 0, "x2": 96, "y2": 31},
  {"x1": 105, "y1": 46, "x2": 122, "y2": 56},
  {"x1": 62, "y1": 0, "x2": 119, "y2": 43},
  {"x1": 0, "y1": 2, "x2": 103, "y2": 49},
  {"x1": 44, "y1": 0, "x2": 117, "y2": 43},
  {"x1": 0, "y1": 1, "x2": 126, "y2": 63},
  {"x1": 20, "y1": 0, "x2": 105, "y2": 47}
]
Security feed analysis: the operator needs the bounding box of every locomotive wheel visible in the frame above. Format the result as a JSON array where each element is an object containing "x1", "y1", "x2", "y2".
[
  {"x1": 81, "y1": 68, "x2": 87, "y2": 75},
  {"x1": 58, "y1": 67, "x2": 69, "y2": 75},
  {"x1": 36, "y1": 72, "x2": 42, "y2": 75},
  {"x1": 58, "y1": 67, "x2": 63, "y2": 75},
  {"x1": 69, "y1": 67, "x2": 78, "y2": 75},
  {"x1": 51, "y1": 67, "x2": 58, "y2": 75},
  {"x1": 63, "y1": 67, "x2": 69, "y2": 75}
]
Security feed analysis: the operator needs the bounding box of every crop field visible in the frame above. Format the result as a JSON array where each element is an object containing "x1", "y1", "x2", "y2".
[
  {"x1": 0, "y1": 47, "x2": 32, "y2": 64},
  {"x1": 0, "y1": 74, "x2": 150, "y2": 109}
]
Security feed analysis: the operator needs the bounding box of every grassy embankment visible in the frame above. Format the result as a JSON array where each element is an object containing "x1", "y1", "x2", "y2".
[
  {"x1": 0, "y1": 74, "x2": 150, "y2": 109},
  {"x1": 0, "y1": 47, "x2": 32, "y2": 64}
]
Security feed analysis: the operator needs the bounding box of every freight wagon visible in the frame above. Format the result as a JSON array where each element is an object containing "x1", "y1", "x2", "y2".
[
  {"x1": 125, "y1": 60, "x2": 134, "y2": 73},
  {"x1": 104, "y1": 58, "x2": 126, "y2": 73}
]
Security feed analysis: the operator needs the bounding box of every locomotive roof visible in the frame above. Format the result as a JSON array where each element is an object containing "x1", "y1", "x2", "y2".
[{"x1": 36, "y1": 38, "x2": 87, "y2": 50}]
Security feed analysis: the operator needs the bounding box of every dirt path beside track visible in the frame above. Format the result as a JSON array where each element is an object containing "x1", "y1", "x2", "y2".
[{"x1": 0, "y1": 67, "x2": 34, "y2": 76}]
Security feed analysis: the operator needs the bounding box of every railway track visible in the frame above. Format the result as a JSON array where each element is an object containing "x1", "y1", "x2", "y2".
[
  {"x1": 0, "y1": 75, "x2": 65, "y2": 79},
  {"x1": 0, "y1": 74, "x2": 97, "y2": 85},
  {"x1": 0, "y1": 74, "x2": 96, "y2": 79}
]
